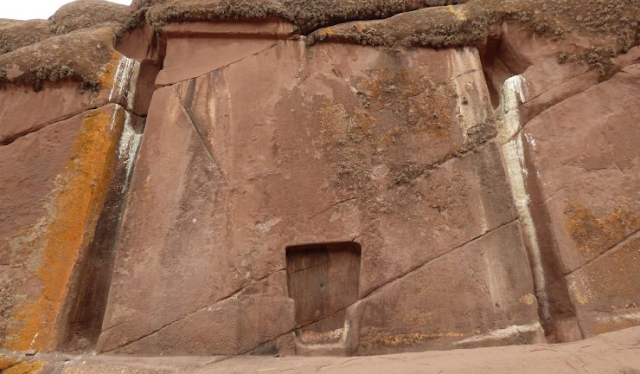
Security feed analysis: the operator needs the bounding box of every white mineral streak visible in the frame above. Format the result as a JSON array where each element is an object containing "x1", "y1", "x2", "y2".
[
  {"x1": 126, "y1": 61, "x2": 140, "y2": 111},
  {"x1": 109, "y1": 104, "x2": 121, "y2": 132},
  {"x1": 108, "y1": 55, "x2": 140, "y2": 111},
  {"x1": 596, "y1": 311, "x2": 640, "y2": 324},
  {"x1": 455, "y1": 322, "x2": 544, "y2": 345},
  {"x1": 108, "y1": 55, "x2": 143, "y2": 190},
  {"x1": 449, "y1": 47, "x2": 491, "y2": 141},
  {"x1": 108, "y1": 57, "x2": 125, "y2": 102},
  {"x1": 118, "y1": 111, "x2": 143, "y2": 192},
  {"x1": 498, "y1": 75, "x2": 550, "y2": 323}
]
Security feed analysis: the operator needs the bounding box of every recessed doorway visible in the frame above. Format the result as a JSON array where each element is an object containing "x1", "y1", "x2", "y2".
[{"x1": 286, "y1": 242, "x2": 361, "y2": 345}]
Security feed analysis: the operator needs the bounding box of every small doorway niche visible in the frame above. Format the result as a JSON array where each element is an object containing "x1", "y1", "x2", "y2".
[{"x1": 286, "y1": 242, "x2": 361, "y2": 345}]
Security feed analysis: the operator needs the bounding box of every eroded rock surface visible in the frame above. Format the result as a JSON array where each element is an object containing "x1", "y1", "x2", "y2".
[{"x1": 0, "y1": 0, "x2": 639, "y2": 363}]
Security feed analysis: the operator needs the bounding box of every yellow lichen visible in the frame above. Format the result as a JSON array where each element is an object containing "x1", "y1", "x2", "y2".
[
  {"x1": 98, "y1": 51, "x2": 126, "y2": 102},
  {"x1": 3, "y1": 361, "x2": 45, "y2": 374},
  {"x1": 446, "y1": 5, "x2": 467, "y2": 20},
  {"x1": 565, "y1": 203, "x2": 640, "y2": 257},
  {"x1": 319, "y1": 27, "x2": 335, "y2": 36},
  {"x1": 361, "y1": 330, "x2": 466, "y2": 348},
  {"x1": 0, "y1": 356, "x2": 20, "y2": 370},
  {"x1": 4, "y1": 103, "x2": 124, "y2": 351},
  {"x1": 520, "y1": 293, "x2": 535, "y2": 305}
]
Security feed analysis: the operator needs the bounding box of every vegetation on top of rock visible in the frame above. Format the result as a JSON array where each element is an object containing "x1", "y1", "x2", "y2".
[
  {"x1": 50, "y1": 0, "x2": 132, "y2": 34},
  {"x1": 309, "y1": 0, "x2": 640, "y2": 76},
  {"x1": 0, "y1": 27, "x2": 115, "y2": 91},
  {"x1": 0, "y1": 19, "x2": 53, "y2": 55},
  {"x1": 144, "y1": 0, "x2": 469, "y2": 34},
  {"x1": 0, "y1": 0, "x2": 638, "y2": 89}
]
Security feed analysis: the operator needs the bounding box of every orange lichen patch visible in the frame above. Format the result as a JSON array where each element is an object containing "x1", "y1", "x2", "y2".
[
  {"x1": 3, "y1": 361, "x2": 45, "y2": 374},
  {"x1": 4, "y1": 106, "x2": 125, "y2": 351},
  {"x1": 360, "y1": 330, "x2": 465, "y2": 348},
  {"x1": 319, "y1": 102, "x2": 375, "y2": 136},
  {"x1": 318, "y1": 27, "x2": 335, "y2": 36},
  {"x1": 0, "y1": 355, "x2": 45, "y2": 374},
  {"x1": 564, "y1": 203, "x2": 640, "y2": 257},
  {"x1": 98, "y1": 51, "x2": 126, "y2": 102},
  {"x1": 520, "y1": 293, "x2": 536, "y2": 305},
  {"x1": 0, "y1": 356, "x2": 21, "y2": 370}
]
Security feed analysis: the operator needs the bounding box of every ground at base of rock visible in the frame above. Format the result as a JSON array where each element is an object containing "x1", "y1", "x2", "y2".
[{"x1": 2, "y1": 325, "x2": 639, "y2": 374}]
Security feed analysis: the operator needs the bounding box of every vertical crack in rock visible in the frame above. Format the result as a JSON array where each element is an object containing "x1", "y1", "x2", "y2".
[
  {"x1": 56, "y1": 55, "x2": 146, "y2": 352},
  {"x1": 497, "y1": 75, "x2": 579, "y2": 341},
  {"x1": 498, "y1": 75, "x2": 550, "y2": 320},
  {"x1": 118, "y1": 111, "x2": 144, "y2": 193},
  {"x1": 499, "y1": 74, "x2": 551, "y2": 327}
]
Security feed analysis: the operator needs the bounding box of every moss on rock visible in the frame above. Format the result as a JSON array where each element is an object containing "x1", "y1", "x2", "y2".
[
  {"x1": 0, "y1": 19, "x2": 53, "y2": 55},
  {"x1": 310, "y1": 0, "x2": 640, "y2": 76},
  {"x1": 145, "y1": 0, "x2": 469, "y2": 33},
  {"x1": 50, "y1": 0, "x2": 132, "y2": 35},
  {"x1": 1, "y1": 0, "x2": 638, "y2": 89},
  {"x1": 0, "y1": 27, "x2": 116, "y2": 90}
]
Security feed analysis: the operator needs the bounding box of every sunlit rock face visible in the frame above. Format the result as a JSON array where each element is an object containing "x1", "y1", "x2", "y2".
[{"x1": 0, "y1": 0, "x2": 639, "y2": 360}]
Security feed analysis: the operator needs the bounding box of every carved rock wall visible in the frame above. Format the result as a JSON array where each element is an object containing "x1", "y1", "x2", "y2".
[{"x1": 0, "y1": 1, "x2": 639, "y2": 358}]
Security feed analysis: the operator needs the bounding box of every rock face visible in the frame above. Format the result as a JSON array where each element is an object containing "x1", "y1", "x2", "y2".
[
  {"x1": 0, "y1": 0, "x2": 639, "y2": 359},
  {"x1": 0, "y1": 50, "x2": 142, "y2": 352}
]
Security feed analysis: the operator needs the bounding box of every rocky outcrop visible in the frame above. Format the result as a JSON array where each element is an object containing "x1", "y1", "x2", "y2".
[
  {"x1": 0, "y1": 48, "x2": 142, "y2": 352},
  {"x1": 0, "y1": 0, "x2": 639, "y2": 360}
]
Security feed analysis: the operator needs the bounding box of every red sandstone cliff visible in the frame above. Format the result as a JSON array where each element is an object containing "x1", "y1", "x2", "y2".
[{"x1": 1, "y1": 0, "x2": 639, "y2": 368}]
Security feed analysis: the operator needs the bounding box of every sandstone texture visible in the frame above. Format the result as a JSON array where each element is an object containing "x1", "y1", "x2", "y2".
[
  {"x1": 1, "y1": 0, "x2": 639, "y2": 369},
  {"x1": 0, "y1": 325, "x2": 639, "y2": 373}
]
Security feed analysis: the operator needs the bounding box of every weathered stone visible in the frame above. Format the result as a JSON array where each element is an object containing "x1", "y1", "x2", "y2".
[
  {"x1": 567, "y1": 234, "x2": 640, "y2": 337},
  {"x1": 0, "y1": 51, "x2": 140, "y2": 145},
  {"x1": 3, "y1": 0, "x2": 640, "y2": 363},
  {"x1": 0, "y1": 104, "x2": 134, "y2": 352},
  {"x1": 153, "y1": 21, "x2": 296, "y2": 86},
  {"x1": 5, "y1": 318, "x2": 640, "y2": 374},
  {"x1": 114, "y1": 296, "x2": 295, "y2": 355},
  {"x1": 523, "y1": 64, "x2": 640, "y2": 274},
  {"x1": 99, "y1": 31, "x2": 523, "y2": 354},
  {"x1": 49, "y1": 0, "x2": 132, "y2": 35},
  {"x1": 357, "y1": 221, "x2": 542, "y2": 354}
]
